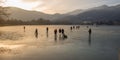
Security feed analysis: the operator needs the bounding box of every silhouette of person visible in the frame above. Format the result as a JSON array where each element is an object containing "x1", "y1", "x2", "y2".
[
  {"x1": 76, "y1": 26, "x2": 78, "y2": 29},
  {"x1": 61, "y1": 29, "x2": 64, "y2": 35},
  {"x1": 88, "y1": 28, "x2": 92, "y2": 35},
  {"x1": 35, "y1": 28, "x2": 38, "y2": 38},
  {"x1": 70, "y1": 27, "x2": 72, "y2": 31},
  {"x1": 46, "y1": 27, "x2": 49, "y2": 33},
  {"x1": 54, "y1": 29, "x2": 57, "y2": 35},
  {"x1": 63, "y1": 34, "x2": 68, "y2": 40},
  {"x1": 61, "y1": 29, "x2": 64, "y2": 38},
  {"x1": 61, "y1": 29, "x2": 68, "y2": 40},
  {"x1": 54, "y1": 29, "x2": 57, "y2": 41},
  {"x1": 46, "y1": 27, "x2": 49, "y2": 37},
  {"x1": 59, "y1": 29, "x2": 62, "y2": 33},
  {"x1": 23, "y1": 26, "x2": 25, "y2": 32},
  {"x1": 88, "y1": 28, "x2": 92, "y2": 46},
  {"x1": 59, "y1": 29, "x2": 62, "y2": 40}
]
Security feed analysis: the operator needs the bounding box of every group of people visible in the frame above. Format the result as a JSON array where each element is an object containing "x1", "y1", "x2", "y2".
[
  {"x1": 54, "y1": 28, "x2": 68, "y2": 41},
  {"x1": 23, "y1": 26, "x2": 68, "y2": 41},
  {"x1": 70, "y1": 26, "x2": 92, "y2": 34},
  {"x1": 70, "y1": 25, "x2": 92, "y2": 46},
  {"x1": 70, "y1": 26, "x2": 80, "y2": 31},
  {"x1": 23, "y1": 26, "x2": 92, "y2": 44}
]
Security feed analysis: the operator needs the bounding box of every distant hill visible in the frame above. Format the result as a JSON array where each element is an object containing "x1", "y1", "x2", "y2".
[
  {"x1": 7, "y1": 7, "x2": 51, "y2": 21},
  {"x1": 7, "y1": 7, "x2": 68, "y2": 21},
  {"x1": 66, "y1": 9, "x2": 84, "y2": 15},
  {"x1": 55, "y1": 4, "x2": 120, "y2": 24}
]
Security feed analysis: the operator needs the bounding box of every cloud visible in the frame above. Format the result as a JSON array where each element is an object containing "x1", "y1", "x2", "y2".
[
  {"x1": 33, "y1": 0, "x2": 103, "y2": 14},
  {"x1": 42, "y1": 0, "x2": 120, "y2": 14},
  {"x1": 21, "y1": 0, "x2": 39, "y2": 3},
  {"x1": 33, "y1": 0, "x2": 81, "y2": 14},
  {"x1": 15, "y1": 0, "x2": 120, "y2": 14}
]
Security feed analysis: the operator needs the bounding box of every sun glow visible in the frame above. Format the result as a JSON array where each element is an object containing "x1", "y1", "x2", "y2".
[{"x1": 4, "y1": 0, "x2": 42, "y2": 11}]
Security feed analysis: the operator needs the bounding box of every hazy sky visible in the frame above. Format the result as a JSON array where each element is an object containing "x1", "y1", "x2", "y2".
[{"x1": 4, "y1": 0, "x2": 120, "y2": 14}]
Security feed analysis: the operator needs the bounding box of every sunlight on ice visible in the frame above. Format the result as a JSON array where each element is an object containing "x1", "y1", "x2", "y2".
[{"x1": 0, "y1": 44, "x2": 25, "y2": 49}]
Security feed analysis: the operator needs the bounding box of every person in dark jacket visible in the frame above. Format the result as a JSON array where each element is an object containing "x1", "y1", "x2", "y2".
[{"x1": 35, "y1": 28, "x2": 38, "y2": 38}]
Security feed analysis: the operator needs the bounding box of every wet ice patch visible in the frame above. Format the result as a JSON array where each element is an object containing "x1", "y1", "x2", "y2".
[
  {"x1": 0, "y1": 31, "x2": 24, "y2": 40},
  {"x1": 0, "y1": 44, "x2": 25, "y2": 55}
]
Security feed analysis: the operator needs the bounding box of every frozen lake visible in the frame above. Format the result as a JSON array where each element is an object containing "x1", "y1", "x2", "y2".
[{"x1": 0, "y1": 25, "x2": 120, "y2": 60}]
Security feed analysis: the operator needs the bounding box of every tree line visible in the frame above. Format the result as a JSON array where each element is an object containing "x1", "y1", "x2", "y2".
[{"x1": 0, "y1": 18, "x2": 52, "y2": 25}]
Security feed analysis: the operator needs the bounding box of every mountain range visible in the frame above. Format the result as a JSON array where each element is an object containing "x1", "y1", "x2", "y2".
[
  {"x1": 6, "y1": 4, "x2": 120, "y2": 24},
  {"x1": 55, "y1": 5, "x2": 120, "y2": 23}
]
